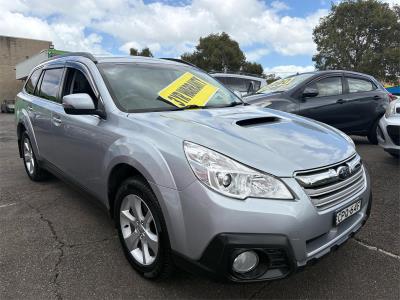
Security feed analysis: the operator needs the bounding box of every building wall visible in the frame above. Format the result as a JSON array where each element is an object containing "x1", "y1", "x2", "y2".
[{"x1": 0, "y1": 36, "x2": 51, "y2": 101}]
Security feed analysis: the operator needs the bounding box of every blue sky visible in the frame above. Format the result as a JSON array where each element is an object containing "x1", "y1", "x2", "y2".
[{"x1": 0, "y1": 0, "x2": 397, "y2": 76}]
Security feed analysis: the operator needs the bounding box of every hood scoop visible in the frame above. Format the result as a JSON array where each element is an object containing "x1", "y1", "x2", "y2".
[{"x1": 236, "y1": 116, "x2": 280, "y2": 127}]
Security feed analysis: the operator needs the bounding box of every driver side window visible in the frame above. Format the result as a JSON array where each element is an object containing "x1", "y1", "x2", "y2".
[
  {"x1": 307, "y1": 77, "x2": 343, "y2": 98},
  {"x1": 63, "y1": 68, "x2": 97, "y2": 107}
]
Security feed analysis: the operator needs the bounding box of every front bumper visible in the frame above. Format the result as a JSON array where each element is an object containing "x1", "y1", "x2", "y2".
[
  {"x1": 151, "y1": 165, "x2": 372, "y2": 282},
  {"x1": 172, "y1": 190, "x2": 372, "y2": 282}
]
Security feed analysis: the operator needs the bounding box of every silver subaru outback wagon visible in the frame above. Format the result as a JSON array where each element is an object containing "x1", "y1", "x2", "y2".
[{"x1": 15, "y1": 53, "x2": 372, "y2": 282}]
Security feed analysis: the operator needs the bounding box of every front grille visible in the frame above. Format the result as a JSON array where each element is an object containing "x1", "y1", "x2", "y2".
[
  {"x1": 295, "y1": 155, "x2": 366, "y2": 210},
  {"x1": 387, "y1": 125, "x2": 400, "y2": 146}
]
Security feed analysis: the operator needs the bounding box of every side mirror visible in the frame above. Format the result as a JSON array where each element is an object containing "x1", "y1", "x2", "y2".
[
  {"x1": 302, "y1": 87, "x2": 319, "y2": 98},
  {"x1": 62, "y1": 93, "x2": 105, "y2": 118}
]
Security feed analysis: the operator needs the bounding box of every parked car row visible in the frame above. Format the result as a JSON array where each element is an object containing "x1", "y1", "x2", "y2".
[
  {"x1": 15, "y1": 53, "x2": 371, "y2": 283},
  {"x1": 1, "y1": 100, "x2": 15, "y2": 113}
]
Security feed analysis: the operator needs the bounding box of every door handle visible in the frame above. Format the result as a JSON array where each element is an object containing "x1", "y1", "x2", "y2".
[
  {"x1": 336, "y1": 99, "x2": 347, "y2": 104},
  {"x1": 52, "y1": 115, "x2": 62, "y2": 126},
  {"x1": 373, "y1": 95, "x2": 381, "y2": 100}
]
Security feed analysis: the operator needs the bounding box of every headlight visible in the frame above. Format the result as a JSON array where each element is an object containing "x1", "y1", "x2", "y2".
[
  {"x1": 183, "y1": 141, "x2": 293, "y2": 200},
  {"x1": 386, "y1": 100, "x2": 399, "y2": 118}
]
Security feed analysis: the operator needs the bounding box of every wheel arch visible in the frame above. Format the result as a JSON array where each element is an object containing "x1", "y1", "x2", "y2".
[
  {"x1": 107, "y1": 163, "x2": 149, "y2": 219},
  {"x1": 17, "y1": 122, "x2": 27, "y2": 158}
]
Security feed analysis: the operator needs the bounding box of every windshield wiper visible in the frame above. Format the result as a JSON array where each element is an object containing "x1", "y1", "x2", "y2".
[
  {"x1": 168, "y1": 104, "x2": 207, "y2": 111},
  {"x1": 256, "y1": 90, "x2": 284, "y2": 95},
  {"x1": 168, "y1": 102, "x2": 246, "y2": 111}
]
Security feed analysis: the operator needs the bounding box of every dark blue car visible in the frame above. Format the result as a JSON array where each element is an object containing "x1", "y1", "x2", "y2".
[{"x1": 246, "y1": 70, "x2": 392, "y2": 144}]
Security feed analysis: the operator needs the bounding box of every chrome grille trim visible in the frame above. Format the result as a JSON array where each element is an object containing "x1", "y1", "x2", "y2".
[
  {"x1": 304, "y1": 167, "x2": 364, "y2": 197},
  {"x1": 295, "y1": 155, "x2": 367, "y2": 210}
]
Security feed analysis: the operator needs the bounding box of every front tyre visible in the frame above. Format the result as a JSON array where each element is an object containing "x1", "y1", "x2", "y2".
[
  {"x1": 115, "y1": 177, "x2": 173, "y2": 279},
  {"x1": 21, "y1": 132, "x2": 49, "y2": 181}
]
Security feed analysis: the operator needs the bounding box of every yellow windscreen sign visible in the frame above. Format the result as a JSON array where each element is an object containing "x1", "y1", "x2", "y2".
[{"x1": 158, "y1": 72, "x2": 219, "y2": 108}]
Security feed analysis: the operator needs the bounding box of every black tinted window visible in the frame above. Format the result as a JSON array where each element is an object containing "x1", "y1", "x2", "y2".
[
  {"x1": 39, "y1": 68, "x2": 63, "y2": 102},
  {"x1": 225, "y1": 77, "x2": 249, "y2": 92},
  {"x1": 309, "y1": 77, "x2": 343, "y2": 97},
  {"x1": 25, "y1": 69, "x2": 42, "y2": 95},
  {"x1": 214, "y1": 76, "x2": 227, "y2": 84},
  {"x1": 347, "y1": 77, "x2": 375, "y2": 93}
]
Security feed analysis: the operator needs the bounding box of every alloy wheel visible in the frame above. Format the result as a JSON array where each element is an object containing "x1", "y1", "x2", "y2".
[
  {"x1": 120, "y1": 194, "x2": 159, "y2": 266},
  {"x1": 23, "y1": 137, "x2": 35, "y2": 175}
]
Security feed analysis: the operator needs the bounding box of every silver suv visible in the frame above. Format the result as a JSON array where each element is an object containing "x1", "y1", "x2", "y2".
[{"x1": 15, "y1": 53, "x2": 372, "y2": 282}]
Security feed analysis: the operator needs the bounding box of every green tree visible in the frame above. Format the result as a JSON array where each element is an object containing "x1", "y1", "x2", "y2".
[
  {"x1": 241, "y1": 61, "x2": 264, "y2": 75},
  {"x1": 129, "y1": 47, "x2": 153, "y2": 57},
  {"x1": 312, "y1": 0, "x2": 400, "y2": 82},
  {"x1": 181, "y1": 32, "x2": 246, "y2": 72},
  {"x1": 129, "y1": 47, "x2": 139, "y2": 56},
  {"x1": 139, "y1": 47, "x2": 153, "y2": 57}
]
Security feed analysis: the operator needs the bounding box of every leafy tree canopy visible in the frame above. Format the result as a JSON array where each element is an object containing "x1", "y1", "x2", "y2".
[
  {"x1": 181, "y1": 32, "x2": 264, "y2": 75},
  {"x1": 313, "y1": 0, "x2": 400, "y2": 82},
  {"x1": 130, "y1": 47, "x2": 153, "y2": 57}
]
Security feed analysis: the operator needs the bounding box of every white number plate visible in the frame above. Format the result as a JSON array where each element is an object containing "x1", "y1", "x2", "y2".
[{"x1": 335, "y1": 200, "x2": 361, "y2": 225}]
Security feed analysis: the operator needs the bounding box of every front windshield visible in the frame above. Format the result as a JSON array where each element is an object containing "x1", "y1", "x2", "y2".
[
  {"x1": 256, "y1": 73, "x2": 314, "y2": 95},
  {"x1": 99, "y1": 63, "x2": 241, "y2": 112}
]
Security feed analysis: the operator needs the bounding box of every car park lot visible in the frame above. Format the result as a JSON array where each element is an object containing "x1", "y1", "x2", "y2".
[{"x1": 0, "y1": 113, "x2": 399, "y2": 299}]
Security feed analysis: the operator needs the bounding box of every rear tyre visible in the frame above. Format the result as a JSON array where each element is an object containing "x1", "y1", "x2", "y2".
[
  {"x1": 115, "y1": 177, "x2": 174, "y2": 279},
  {"x1": 367, "y1": 120, "x2": 379, "y2": 145},
  {"x1": 21, "y1": 132, "x2": 49, "y2": 181}
]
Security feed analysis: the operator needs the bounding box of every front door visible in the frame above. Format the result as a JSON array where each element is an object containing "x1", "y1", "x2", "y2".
[
  {"x1": 49, "y1": 62, "x2": 113, "y2": 198},
  {"x1": 298, "y1": 75, "x2": 352, "y2": 131}
]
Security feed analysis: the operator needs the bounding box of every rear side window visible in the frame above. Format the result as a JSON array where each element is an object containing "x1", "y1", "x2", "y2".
[
  {"x1": 347, "y1": 77, "x2": 376, "y2": 93},
  {"x1": 308, "y1": 77, "x2": 343, "y2": 97},
  {"x1": 38, "y1": 68, "x2": 64, "y2": 102},
  {"x1": 25, "y1": 69, "x2": 42, "y2": 95}
]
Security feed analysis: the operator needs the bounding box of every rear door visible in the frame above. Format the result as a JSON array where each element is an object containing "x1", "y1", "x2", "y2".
[
  {"x1": 298, "y1": 75, "x2": 351, "y2": 129},
  {"x1": 30, "y1": 66, "x2": 65, "y2": 162},
  {"x1": 341, "y1": 76, "x2": 383, "y2": 134}
]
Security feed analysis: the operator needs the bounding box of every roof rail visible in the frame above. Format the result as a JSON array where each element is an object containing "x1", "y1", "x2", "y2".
[
  {"x1": 160, "y1": 58, "x2": 197, "y2": 68},
  {"x1": 46, "y1": 52, "x2": 98, "y2": 63}
]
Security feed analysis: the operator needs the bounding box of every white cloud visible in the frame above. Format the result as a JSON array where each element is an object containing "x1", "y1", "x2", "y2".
[
  {"x1": 0, "y1": 11, "x2": 107, "y2": 54},
  {"x1": 0, "y1": 0, "x2": 329, "y2": 59},
  {"x1": 380, "y1": 0, "x2": 400, "y2": 6},
  {"x1": 263, "y1": 65, "x2": 315, "y2": 77},
  {"x1": 271, "y1": 1, "x2": 290, "y2": 11},
  {"x1": 245, "y1": 48, "x2": 270, "y2": 61}
]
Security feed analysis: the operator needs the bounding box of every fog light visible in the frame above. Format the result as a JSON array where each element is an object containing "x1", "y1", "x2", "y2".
[{"x1": 232, "y1": 251, "x2": 259, "y2": 274}]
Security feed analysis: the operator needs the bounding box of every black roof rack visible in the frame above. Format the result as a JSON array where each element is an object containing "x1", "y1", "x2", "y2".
[
  {"x1": 46, "y1": 52, "x2": 98, "y2": 63},
  {"x1": 160, "y1": 58, "x2": 197, "y2": 68}
]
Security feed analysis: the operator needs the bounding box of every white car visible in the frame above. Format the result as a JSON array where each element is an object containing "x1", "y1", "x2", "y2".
[
  {"x1": 377, "y1": 99, "x2": 400, "y2": 158},
  {"x1": 211, "y1": 73, "x2": 267, "y2": 97}
]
